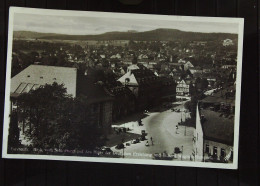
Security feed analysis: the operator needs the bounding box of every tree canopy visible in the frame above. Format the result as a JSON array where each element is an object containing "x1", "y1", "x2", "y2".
[{"x1": 15, "y1": 82, "x2": 105, "y2": 154}]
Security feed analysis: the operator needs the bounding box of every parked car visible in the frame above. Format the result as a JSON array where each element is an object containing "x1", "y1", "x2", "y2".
[
  {"x1": 132, "y1": 138, "x2": 140, "y2": 144},
  {"x1": 153, "y1": 153, "x2": 161, "y2": 160},
  {"x1": 139, "y1": 135, "x2": 146, "y2": 141},
  {"x1": 174, "y1": 147, "x2": 181, "y2": 154},
  {"x1": 101, "y1": 146, "x2": 113, "y2": 154},
  {"x1": 153, "y1": 152, "x2": 174, "y2": 160},
  {"x1": 115, "y1": 143, "x2": 125, "y2": 149}
]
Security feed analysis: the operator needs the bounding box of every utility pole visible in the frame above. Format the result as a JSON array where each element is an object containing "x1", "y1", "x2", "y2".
[
  {"x1": 181, "y1": 145, "x2": 183, "y2": 160},
  {"x1": 184, "y1": 110, "x2": 186, "y2": 136},
  {"x1": 123, "y1": 146, "x2": 124, "y2": 158},
  {"x1": 181, "y1": 110, "x2": 183, "y2": 124},
  {"x1": 122, "y1": 137, "x2": 125, "y2": 158}
]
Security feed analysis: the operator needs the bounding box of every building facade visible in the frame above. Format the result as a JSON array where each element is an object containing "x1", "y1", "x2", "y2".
[
  {"x1": 118, "y1": 64, "x2": 162, "y2": 110},
  {"x1": 176, "y1": 79, "x2": 190, "y2": 96},
  {"x1": 193, "y1": 102, "x2": 234, "y2": 163}
]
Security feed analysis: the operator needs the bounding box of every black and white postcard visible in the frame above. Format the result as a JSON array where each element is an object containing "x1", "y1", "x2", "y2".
[{"x1": 2, "y1": 7, "x2": 244, "y2": 169}]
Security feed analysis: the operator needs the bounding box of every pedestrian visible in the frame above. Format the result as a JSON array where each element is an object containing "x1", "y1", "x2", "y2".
[{"x1": 150, "y1": 137, "x2": 153, "y2": 145}]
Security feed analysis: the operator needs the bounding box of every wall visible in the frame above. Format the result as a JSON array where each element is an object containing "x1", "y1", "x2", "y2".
[
  {"x1": 194, "y1": 104, "x2": 204, "y2": 162},
  {"x1": 204, "y1": 139, "x2": 233, "y2": 162}
]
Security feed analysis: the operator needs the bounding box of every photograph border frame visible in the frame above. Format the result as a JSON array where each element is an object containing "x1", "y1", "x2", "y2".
[{"x1": 2, "y1": 7, "x2": 244, "y2": 169}]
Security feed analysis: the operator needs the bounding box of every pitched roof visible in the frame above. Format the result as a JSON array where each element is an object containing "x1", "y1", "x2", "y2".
[
  {"x1": 77, "y1": 80, "x2": 114, "y2": 104},
  {"x1": 117, "y1": 71, "x2": 139, "y2": 86},
  {"x1": 177, "y1": 79, "x2": 187, "y2": 85},
  {"x1": 200, "y1": 109, "x2": 234, "y2": 145},
  {"x1": 11, "y1": 65, "x2": 77, "y2": 97},
  {"x1": 169, "y1": 63, "x2": 182, "y2": 66},
  {"x1": 118, "y1": 66, "x2": 157, "y2": 86}
]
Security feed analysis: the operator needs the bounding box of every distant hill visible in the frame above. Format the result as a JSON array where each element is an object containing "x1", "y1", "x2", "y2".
[
  {"x1": 13, "y1": 29, "x2": 237, "y2": 41},
  {"x1": 13, "y1": 31, "x2": 61, "y2": 39}
]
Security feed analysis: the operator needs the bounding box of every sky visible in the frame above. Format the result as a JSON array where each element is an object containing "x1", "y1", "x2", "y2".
[{"x1": 13, "y1": 13, "x2": 239, "y2": 35}]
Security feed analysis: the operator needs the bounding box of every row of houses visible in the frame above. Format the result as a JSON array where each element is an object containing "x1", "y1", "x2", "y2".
[{"x1": 118, "y1": 64, "x2": 176, "y2": 109}]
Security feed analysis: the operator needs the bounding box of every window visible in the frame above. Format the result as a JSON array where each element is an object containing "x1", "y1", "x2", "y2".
[
  {"x1": 31, "y1": 84, "x2": 40, "y2": 90},
  {"x1": 221, "y1": 148, "x2": 225, "y2": 157},
  {"x1": 205, "y1": 144, "x2": 209, "y2": 153},
  {"x1": 15, "y1": 83, "x2": 27, "y2": 93},
  {"x1": 22, "y1": 83, "x2": 33, "y2": 93},
  {"x1": 213, "y1": 146, "x2": 218, "y2": 156},
  {"x1": 197, "y1": 133, "x2": 198, "y2": 141}
]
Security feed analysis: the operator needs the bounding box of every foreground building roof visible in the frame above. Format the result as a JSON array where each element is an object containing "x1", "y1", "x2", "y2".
[
  {"x1": 11, "y1": 65, "x2": 77, "y2": 97},
  {"x1": 200, "y1": 108, "x2": 234, "y2": 146},
  {"x1": 201, "y1": 86, "x2": 235, "y2": 106}
]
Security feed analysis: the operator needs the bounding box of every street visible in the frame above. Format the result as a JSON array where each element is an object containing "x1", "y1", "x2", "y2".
[{"x1": 111, "y1": 101, "x2": 195, "y2": 161}]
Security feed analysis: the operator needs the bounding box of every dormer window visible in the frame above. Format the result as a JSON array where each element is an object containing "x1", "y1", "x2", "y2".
[{"x1": 40, "y1": 76, "x2": 43, "y2": 79}]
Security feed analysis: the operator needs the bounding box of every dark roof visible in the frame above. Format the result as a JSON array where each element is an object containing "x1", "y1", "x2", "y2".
[
  {"x1": 77, "y1": 74, "x2": 114, "y2": 104},
  {"x1": 169, "y1": 63, "x2": 182, "y2": 66},
  {"x1": 108, "y1": 85, "x2": 134, "y2": 97},
  {"x1": 201, "y1": 87, "x2": 235, "y2": 106},
  {"x1": 160, "y1": 76, "x2": 177, "y2": 85},
  {"x1": 131, "y1": 69, "x2": 158, "y2": 85},
  {"x1": 200, "y1": 109, "x2": 234, "y2": 145}
]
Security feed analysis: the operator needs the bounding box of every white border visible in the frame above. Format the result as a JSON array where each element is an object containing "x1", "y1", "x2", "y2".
[{"x1": 2, "y1": 7, "x2": 244, "y2": 169}]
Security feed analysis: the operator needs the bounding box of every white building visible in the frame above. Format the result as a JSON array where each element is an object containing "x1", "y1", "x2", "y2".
[
  {"x1": 183, "y1": 61, "x2": 194, "y2": 71},
  {"x1": 176, "y1": 80, "x2": 190, "y2": 96},
  {"x1": 223, "y1": 39, "x2": 234, "y2": 46},
  {"x1": 193, "y1": 104, "x2": 234, "y2": 163}
]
